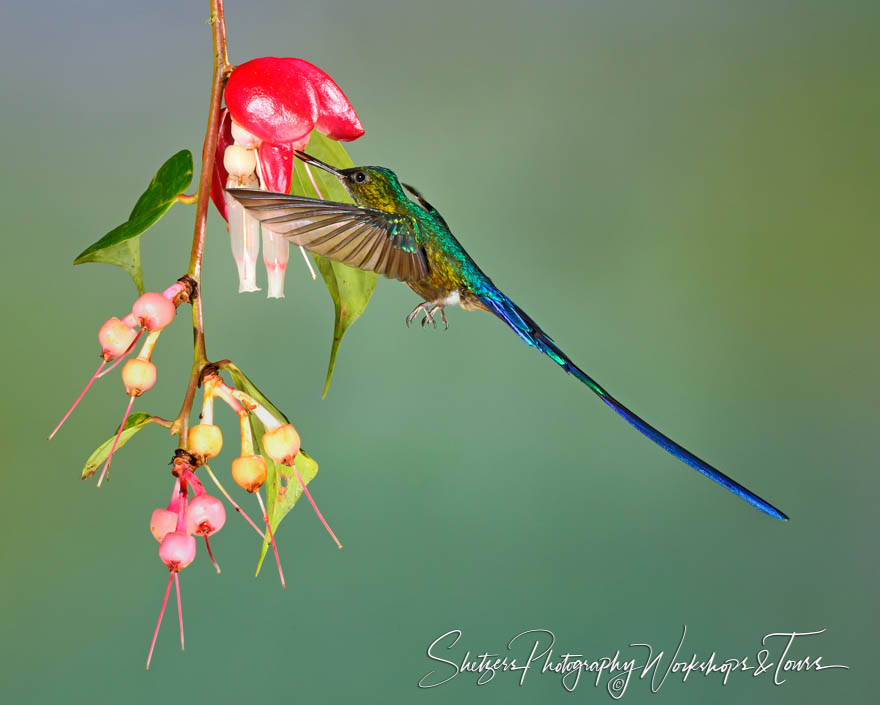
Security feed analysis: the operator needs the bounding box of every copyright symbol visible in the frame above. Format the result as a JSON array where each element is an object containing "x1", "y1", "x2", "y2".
[{"x1": 609, "y1": 676, "x2": 626, "y2": 693}]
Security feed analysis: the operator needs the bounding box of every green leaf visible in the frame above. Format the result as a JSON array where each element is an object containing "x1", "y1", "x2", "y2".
[
  {"x1": 254, "y1": 449, "x2": 319, "y2": 576},
  {"x1": 74, "y1": 150, "x2": 194, "y2": 293},
  {"x1": 291, "y1": 131, "x2": 378, "y2": 397},
  {"x1": 81, "y1": 412, "x2": 155, "y2": 479},
  {"x1": 221, "y1": 362, "x2": 320, "y2": 575}
]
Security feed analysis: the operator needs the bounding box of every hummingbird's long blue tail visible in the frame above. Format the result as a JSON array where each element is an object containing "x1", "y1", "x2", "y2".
[{"x1": 479, "y1": 292, "x2": 787, "y2": 520}]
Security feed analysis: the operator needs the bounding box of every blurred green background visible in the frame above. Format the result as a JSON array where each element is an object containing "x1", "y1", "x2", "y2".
[{"x1": 1, "y1": 1, "x2": 877, "y2": 703}]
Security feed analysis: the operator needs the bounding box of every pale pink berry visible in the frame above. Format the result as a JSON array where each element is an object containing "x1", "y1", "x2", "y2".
[
  {"x1": 159, "y1": 531, "x2": 196, "y2": 571},
  {"x1": 262, "y1": 424, "x2": 301, "y2": 466},
  {"x1": 231, "y1": 455, "x2": 268, "y2": 493},
  {"x1": 132, "y1": 292, "x2": 176, "y2": 331},
  {"x1": 150, "y1": 508, "x2": 178, "y2": 542},
  {"x1": 98, "y1": 317, "x2": 139, "y2": 361},
  {"x1": 95, "y1": 361, "x2": 156, "y2": 487},
  {"x1": 147, "y1": 532, "x2": 193, "y2": 669},
  {"x1": 187, "y1": 424, "x2": 223, "y2": 462},
  {"x1": 185, "y1": 495, "x2": 226, "y2": 537},
  {"x1": 122, "y1": 359, "x2": 157, "y2": 396}
]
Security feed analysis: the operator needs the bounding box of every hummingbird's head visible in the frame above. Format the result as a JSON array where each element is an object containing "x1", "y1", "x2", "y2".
[{"x1": 294, "y1": 150, "x2": 406, "y2": 212}]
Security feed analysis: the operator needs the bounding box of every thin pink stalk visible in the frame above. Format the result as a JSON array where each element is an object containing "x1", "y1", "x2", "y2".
[
  {"x1": 256, "y1": 490, "x2": 285, "y2": 589},
  {"x1": 48, "y1": 360, "x2": 106, "y2": 439},
  {"x1": 296, "y1": 163, "x2": 322, "y2": 279},
  {"x1": 203, "y1": 535, "x2": 221, "y2": 573},
  {"x1": 97, "y1": 395, "x2": 136, "y2": 487},
  {"x1": 202, "y1": 464, "x2": 265, "y2": 539},
  {"x1": 176, "y1": 477, "x2": 188, "y2": 531},
  {"x1": 185, "y1": 471, "x2": 206, "y2": 497},
  {"x1": 146, "y1": 572, "x2": 174, "y2": 670},
  {"x1": 161, "y1": 281, "x2": 186, "y2": 300},
  {"x1": 291, "y1": 463, "x2": 342, "y2": 549},
  {"x1": 167, "y1": 478, "x2": 183, "y2": 513},
  {"x1": 174, "y1": 572, "x2": 184, "y2": 651},
  {"x1": 297, "y1": 242, "x2": 317, "y2": 279},
  {"x1": 97, "y1": 327, "x2": 145, "y2": 378},
  {"x1": 213, "y1": 380, "x2": 247, "y2": 414},
  {"x1": 303, "y1": 162, "x2": 324, "y2": 200}
]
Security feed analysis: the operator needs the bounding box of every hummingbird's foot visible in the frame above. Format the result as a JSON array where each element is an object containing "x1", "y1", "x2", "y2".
[
  {"x1": 425, "y1": 305, "x2": 448, "y2": 330},
  {"x1": 406, "y1": 302, "x2": 449, "y2": 330},
  {"x1": 406, "y1": 302, "x2": 432, "y2": 328}
]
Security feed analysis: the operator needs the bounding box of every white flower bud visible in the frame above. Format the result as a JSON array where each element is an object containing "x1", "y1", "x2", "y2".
[{"x1": 223, "y1": 144, "x2": 257, "y2": 178}]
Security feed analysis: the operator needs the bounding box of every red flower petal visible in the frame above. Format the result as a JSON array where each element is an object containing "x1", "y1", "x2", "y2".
[
  {"x1": 225, "y1": 57, "x2": 318, "y2": 144},
  {"x1": 290, "y1": 58, "x2": 365, "y2": 141},
  {"x1": 209, "y1": 110, "x2": 234, "y2": 221},
  {"x1": 257, "y1": 141, "x2": 295, "y2": 194}
]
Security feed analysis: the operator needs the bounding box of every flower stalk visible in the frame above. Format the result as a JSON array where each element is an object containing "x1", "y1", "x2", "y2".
[{"x1": 173, "y1": 0, "x2": 232, "y2": 445}]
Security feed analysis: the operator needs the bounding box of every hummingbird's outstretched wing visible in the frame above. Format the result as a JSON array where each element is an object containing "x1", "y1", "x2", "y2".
[{"x1": 227, "y1": 188, "x2": 430, "y2": 282}]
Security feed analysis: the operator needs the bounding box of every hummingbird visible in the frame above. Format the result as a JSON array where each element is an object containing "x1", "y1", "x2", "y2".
[{"x1": 228, "y1": 150, "x2": 788, "y2": 521}]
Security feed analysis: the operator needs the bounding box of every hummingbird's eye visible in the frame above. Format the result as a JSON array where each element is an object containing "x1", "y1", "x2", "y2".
[{"x1": 353, "y1": 171, "x2": 368, "y2": 184}]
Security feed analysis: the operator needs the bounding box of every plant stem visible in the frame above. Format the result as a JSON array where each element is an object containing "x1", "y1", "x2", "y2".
[{"x1": 173, "y1": 0, "x2": 231, "y2": 444}]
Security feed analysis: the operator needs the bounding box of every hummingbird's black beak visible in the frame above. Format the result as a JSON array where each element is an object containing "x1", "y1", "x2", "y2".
[{"x1": 294, "y1": 149, "x2": 343, "y2": 177}]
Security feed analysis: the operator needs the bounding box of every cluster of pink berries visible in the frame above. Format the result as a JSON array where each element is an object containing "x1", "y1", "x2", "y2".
[
  {"x1": 51, "y1": 290, "x2": 341, "y2": 668},
  {"x1": 146, "y1": 460, "x2": 224, "y2": 669},
  {"x1": 142, "y1": 367, "x2": 339, "y2": 669},
  {"x1": 50, "y1": 280, "x2": 191, "y2": 484}
]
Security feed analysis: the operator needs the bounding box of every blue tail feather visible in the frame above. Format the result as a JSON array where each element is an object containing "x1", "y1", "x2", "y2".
[{"x1": 479, "y1": 293, "x2": 787, "y2": 521}]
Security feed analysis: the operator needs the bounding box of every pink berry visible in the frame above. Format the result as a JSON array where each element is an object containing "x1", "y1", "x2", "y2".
[
  {"x1": 185, "y1": 495, "x2": 226, "y2": 537},
  {"x1": 150, "y1": 508, "x2": 178, "y2": 542},
  {"x1": 132, "y1": 292, "x2": 176, "y2": 331},
  {"x1": 98, "y1": 317, "x2": 138, "y2": 361},
  {"x1": 159, "y1": 531, "x2": 196, "y2": 571}
]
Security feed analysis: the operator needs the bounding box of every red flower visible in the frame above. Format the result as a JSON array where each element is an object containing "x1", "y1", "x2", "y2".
[
  {"x1": 209, "y1": 57, "x2": 364, "y2": 297},
  {"x1": 225, "y1": 56, "x2": 364, "y2": 146}
]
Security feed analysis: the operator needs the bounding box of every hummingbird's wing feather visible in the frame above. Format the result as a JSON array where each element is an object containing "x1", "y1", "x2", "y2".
[
  {"x1": 227, "y1": 188, "x2": 430, "y2": 282},
  {"x1": 403, "y1": 182, "x2": 452, "y2": 230}
]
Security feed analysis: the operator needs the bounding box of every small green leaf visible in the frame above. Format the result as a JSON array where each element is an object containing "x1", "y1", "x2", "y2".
[
  {"x1": 221, "y1": 362, "x2": 320, "y2": 574},
  {"x1": 291, "y1": 131, "x2": 378, "y2": 397},
  {"x1": 81, "y1": 412, "x2": 155, "y2": 480},
  {"x1": 74, "y1": 150, "x2": 194, "y2": 293}
]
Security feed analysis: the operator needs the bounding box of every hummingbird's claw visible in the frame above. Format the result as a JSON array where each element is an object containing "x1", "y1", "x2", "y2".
[
  {"x1": 406, "y1": 302, "x2": 430, "y2": 327},
  {"x1": 424, "y1": 305, "x2": 448, "y2": 330},
  {"x1": 406, "y1": 301, "x2": 449, "y2": 330},
  {"x1": 435, "y1": 306, "x2": 449, "y2": 330}
]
